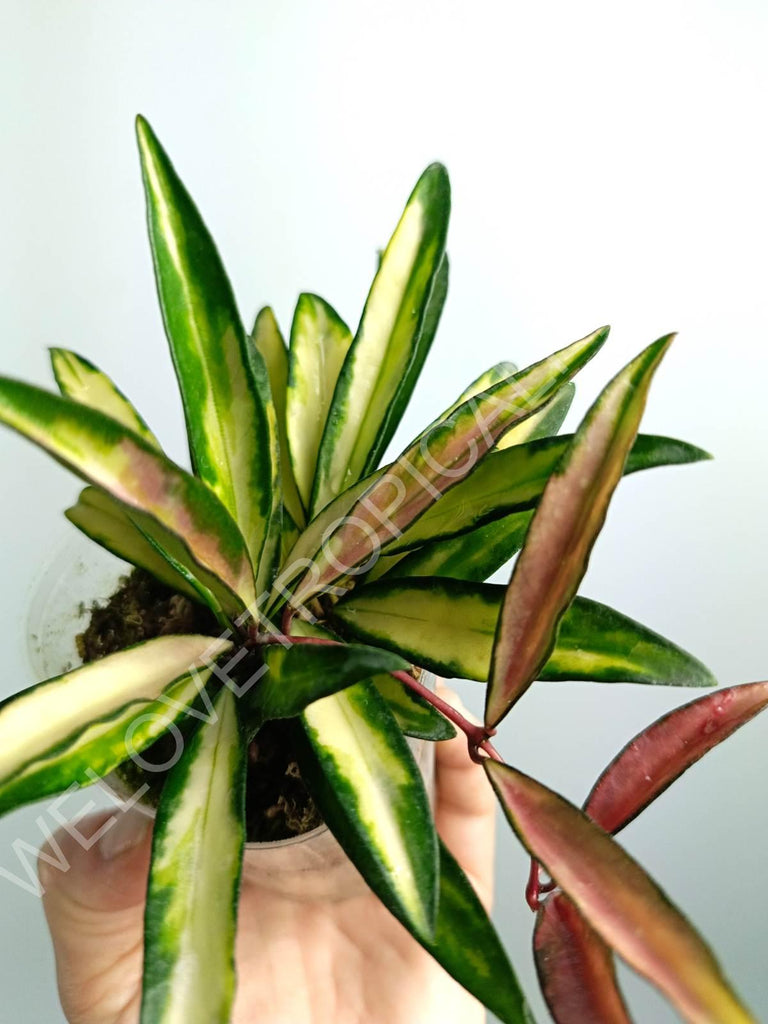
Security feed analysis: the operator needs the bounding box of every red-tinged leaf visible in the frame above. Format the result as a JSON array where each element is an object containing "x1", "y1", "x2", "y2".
[
  {"x1": 485, "y1": 759, "x2": 756, "y2": 1024},
  {"x1": 486, "y1": 336, "x2": 673, "y2": 729},
  {"x1": 291, "y1": 327, "x2": 608, "y2": 610},
  {"x1": 534, "y1": 890, "x2": 632, "y2": 1024},
  {"x1": 584, "y1": 680, "x2": 768, "y2": 835}
]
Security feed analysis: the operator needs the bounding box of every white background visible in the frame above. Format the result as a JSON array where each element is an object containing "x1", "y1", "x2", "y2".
[{"x1": 1, "y1": 1, "x2": 767, "y2": 1021}]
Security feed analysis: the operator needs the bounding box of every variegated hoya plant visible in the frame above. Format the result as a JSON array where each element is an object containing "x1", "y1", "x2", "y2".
[{"x1": 0, "y1": 115, "x2": 762, "y2": 1023}]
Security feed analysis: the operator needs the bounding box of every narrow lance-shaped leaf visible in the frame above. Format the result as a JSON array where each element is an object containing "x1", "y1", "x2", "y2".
[
  {"x1": 369, "y1": 253, "x2": 450, "y2": 471},
  {"x1": 485, "y1": 759, "x2": 756, "y2": 1024},
  {"x1": 142, "y1": 687, "x2": 246, "y2": 1024},
  {"x1": 387, "y1": 432, "x2": 709, "y2": 554},
  {"x1": 254, "y1": 642, "x2": 410, "y2": 724},
  {"x1": 310, "y1": 164, "x2": 451, "y2": 515},
  {"x1": 0, "y1": 635, "x2": 231, "y2": 818},
  {"x1": 292, "y1": 327, "x2": 608, "y2": 610},
  {"x1": 251, "y1": 306, "x2": 306, "y2": 529},
  {"x1": 332, "y1": 578, "x2": 715, "y2": 689},
  {"x1": 136, "y1": 116, "x2": 278, "y2": 580},
  {"x1": 486, "y1": 335, "x2": 674, "y2": 729},
  {"x1": 584, "y1": 679, "x2": 768, "y2": 835},
  {"x1": 286, "y1": 294, "x2": 353, "y2": 509},
  {"x1": 50, "y1": 348, "x2": 161, "y2": 449},
  {"x1": 0, "y1": 378, "x2": 257, "y2": 609},
  {"x1": 66, "y1": 487, "x2": 245, "y2": 619},
  {"x1": 300, "y1": 681, "x2": 438, "y2": 941},
  {"x1": 534, "y1": 890, "x2": 632, "y2": 1024}
]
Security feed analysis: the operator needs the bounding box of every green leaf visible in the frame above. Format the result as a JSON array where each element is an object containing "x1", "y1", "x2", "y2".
[
  {"x1": 0, "y1": 378, "x2": 257, "y2": 610},
  {"x1": 495, "y1": 381, "x2": 575, "y2": 450},
  {"x1": 382, "y1": 510, "x2": 533, "y2": 583},
  {"x1": 387, "y1": 432, "x2": 709, "y2": 554},
  {"x1": 373, "y1": 674, "x2": 456, "y2": 740},
  {"x1": 251, "y1": 306, "x2": 306, "y2": 530},
  {"x1": 584, "y1": 679, "x2": 768, "y2": 835},
  {"x1": 142, "y1": 688, "x2": 246, "y2": 1024},
  {"x1": 136, "y1": 116, "x2": 278, "y2": 581},
  {"x1": 50, "y1": 348, "x2": 161, "y2": 449},
  {"x1": 486, "y1": 760, "x2": 755, "y2": 1024},
  {"x1": 66, "y1": 487, "x2": 244, "y2": 619},
  {"x1": 286, "y1": 293, "x2": 353, "y2": 510},
  {"x1": 300, "y1": 681, "x2": 438, "y2": 941},
  {"x1": 310, "y1": 164, "x2": 451, "y2": 515},
  {"x1": 292, "y1": 327, "x2": 608, "y2": 611},
  {"x1": 254, "y1": 642, "x2": 410, "y2": 723},
  {"x1": 420, "y1": 841, "x2": 531, "y2": 1024},
  {"x1": 332, "y1": 578, "x2": 715, "y2": 688},
  {"x1": 0, "y1": 635, "x2": 231, "y2": 817},
  {"x1": 534, "y1": 889, "x2": 633, "y2": 1024},
  {"x1": 486, "y1": 336, "x2": 674, "y2": 729}
]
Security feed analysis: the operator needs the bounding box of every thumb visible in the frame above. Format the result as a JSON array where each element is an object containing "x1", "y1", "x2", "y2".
[{"x1": 40, "y1": 809, "x2": 153, "y2": 1022}]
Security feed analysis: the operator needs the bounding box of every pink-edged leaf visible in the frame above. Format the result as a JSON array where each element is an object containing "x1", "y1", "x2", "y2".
[
  {"x1": 290, "y1": 327, "x2": 608, "y2": 610},
  {"x1": 534, "y1": 889, "x2": 632, "y2": 1024},
  {"x1": 485, "y1": 759, "x2": 756, "y2": 1024},
  {"x1": 0, "y1": 378, "x2": 256, "y2": 610},
  {"x1": 485, "y1": 335, "x2": 673, "y2": 729},
  {"x1": 585, "y1": 680, "x2": 768, "y2": 835}
]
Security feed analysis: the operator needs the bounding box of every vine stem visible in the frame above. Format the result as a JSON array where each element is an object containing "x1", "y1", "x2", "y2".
[{"x1": 251, "y1": 631, "x2": 503, "y2": 763}]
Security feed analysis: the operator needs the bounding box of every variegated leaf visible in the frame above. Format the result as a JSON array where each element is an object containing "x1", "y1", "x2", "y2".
[
  {"x1": 386, "y1": 433, "x2": 709, "y2": 554},
  {"x1": 415, "y1": 359, "x2": 519, "y2": 443},
  {"x1": 136, "y1": 116, "x2": 279, "y2": 582},
  {"x1": 292, "y1": 327, "x2": 608, "y2": 610},
  {"x1": 141, "y1": 688, "x2": 245, "y2": 1024},
  {"x1": 368, "y1": 253, "x2": 450, "y2": 472},
  {"x1": 412, "y1": 840, "x2": 531, "y2": 1024},
  {"x1": 486, "y1": 760, "x2": 755, "y2": 1024},
  {"x1": 300, "y1": 681, "x2": 438, "y2": 940},
  {"x1": 286, "y1": 294, "x2": 353, "y2": 509},
  {"x1": 534, "y1": 890, "x2": 632, "y2": 1024},
  {"x1": 332, "y1": 578, "x2": 714, "y2": 688},
  {"x1": 310, "y1": 164, "x2": 451, "y2": 515},
  {"x1": 66, "y1": 486, "x2": 244, "y2": 619},
  {"x1": 584, "y1": 680, "x2": 768, "y2": 835},
  {"x1": 0, "y1": 378, "x2": 257, "y2": 609},
  {"x1": 373, "y1": 674, "x2": 456, "y2": 741},
  {"x1": 0, "y1": 635, "x2": 231, "y2": 817},
  {"x1": 486, "y1": 336, "x2": 674, "y2": 729},
  {"x1": 50, "y1": 348, "x2": 161, "y2": 449},
  {"x1": 380, "y1": 510, "x2": 533, "y2": 583},
  {"x1": 251, "y1": 306, "x2": 306, "y2": 530},
  {"x1": 255, "y1": 642, "x2": 409, "y2": 723}
]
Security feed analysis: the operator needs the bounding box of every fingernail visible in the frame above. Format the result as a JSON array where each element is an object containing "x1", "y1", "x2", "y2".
[{"x1": 99, "y1": 809, "x2": 151, "y2": 862}]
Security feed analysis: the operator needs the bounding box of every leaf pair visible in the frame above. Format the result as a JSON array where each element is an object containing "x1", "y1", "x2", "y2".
[
  {"x1": 492, "y1": 678, "x2": 768, "y2": 1024},
  {"x1": 478, "y1": 338, "x2": 758, "y2": 1020}
]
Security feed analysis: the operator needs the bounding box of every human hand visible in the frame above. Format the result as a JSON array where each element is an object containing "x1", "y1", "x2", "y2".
[{"x1": 40, "y1": 685, "x2": 496, "y2": 1024}]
